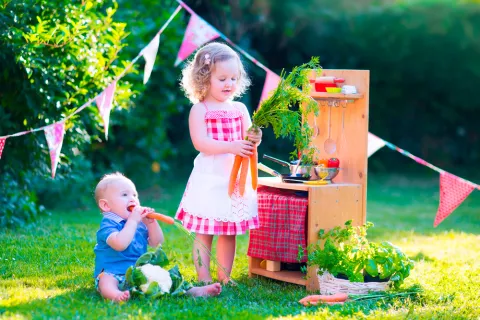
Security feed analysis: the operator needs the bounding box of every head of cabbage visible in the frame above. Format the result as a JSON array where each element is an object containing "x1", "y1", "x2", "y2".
[{"x1": 124, "y1": 246, "x2": 193, "y2": 299}]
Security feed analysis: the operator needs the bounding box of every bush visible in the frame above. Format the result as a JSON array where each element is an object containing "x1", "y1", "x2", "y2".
[{"x1": 0, "y1": 0, "x2": 134, "y2": 226}]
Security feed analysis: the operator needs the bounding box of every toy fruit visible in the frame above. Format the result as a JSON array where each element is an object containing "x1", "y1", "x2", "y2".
[
  {"x1": 318, "y1": 158, "x2": 329, "y2": 167},
  {"x1": 327, "y1": 158, "x2": 340, "y2": 168}
]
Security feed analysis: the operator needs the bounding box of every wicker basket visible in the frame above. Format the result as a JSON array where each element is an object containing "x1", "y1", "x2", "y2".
[{"x1": 317, "y1": 270, "x2": 390, "y2": 295}]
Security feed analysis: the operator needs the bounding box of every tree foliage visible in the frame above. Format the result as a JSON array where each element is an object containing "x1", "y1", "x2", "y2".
[{"x1": 0, "y1": 0, "x2": 135, "y2": 226}]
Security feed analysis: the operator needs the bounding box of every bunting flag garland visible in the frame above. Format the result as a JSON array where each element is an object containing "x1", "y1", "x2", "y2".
[
  {"x1": 258, "y1": 71, "x2": 281, "y2": 108},
  {"x1": 367, "y1": 133, "x2": 386, "y2": 157},
  {"x1": 95, "y1": 80, "x2": 117, "y2": 140},
  {"x1": 44, "y1": 122, "x2": 65, "y2": 178},
  {"x1": 174, "y1": 13, "x2": 220, "y2": 66},
  {"x1": 0, "y1": 137, "x2": 6, "y2": 159},
  {"x1": 142, "y1": 34, "x2": 161, "y2": 85},
  {"x1": 1, "y1": 2, "x2": 478, "y2": 227},
  {"x1": 434, "y1": 172, "x2": 475, "y2": 227}
]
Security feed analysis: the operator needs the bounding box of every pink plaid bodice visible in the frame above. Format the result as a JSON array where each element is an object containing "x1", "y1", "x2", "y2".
[{"x1": 204, "y1": 106, "x2": 244, "y2": 142}]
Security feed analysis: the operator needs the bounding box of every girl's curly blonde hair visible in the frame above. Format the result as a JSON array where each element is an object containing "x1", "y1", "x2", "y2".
[{"x1": 180, "y1": 42, "x2": 251, "y2": 103}]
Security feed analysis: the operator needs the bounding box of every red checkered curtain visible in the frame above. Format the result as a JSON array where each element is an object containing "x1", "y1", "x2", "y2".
[{"x1": 248, "y1": 187, "x2": 308, "y2": 263}]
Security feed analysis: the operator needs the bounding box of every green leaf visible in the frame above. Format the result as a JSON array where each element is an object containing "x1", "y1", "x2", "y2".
[
  {"x1": 125, "y1": 266, "x2": 134, "y2": 286},
  {"x1": 135, "y1": 252, "x2": 154, "y2": 267},
  {"x1": 150, "y1": 246, "x2": 169, "y2": 267},
  {"x1": 365, "y1": 259, "x2": 379, "y2": 276},
  {"x1": 132, "y1": 267, "x2": 148, "y2": 286},
  {"x1": 144, "y1": 281, "x2": 160, "y2": 295}
]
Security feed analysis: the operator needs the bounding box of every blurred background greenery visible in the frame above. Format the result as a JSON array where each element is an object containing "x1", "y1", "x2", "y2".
[{"x1": 1, "y1": 0, "x2": 479, "y2": 227}]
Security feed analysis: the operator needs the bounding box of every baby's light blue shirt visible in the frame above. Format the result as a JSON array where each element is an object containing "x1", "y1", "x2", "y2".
[{"x1": 93, "y1": 212, "x2": 148, "y2": 277}]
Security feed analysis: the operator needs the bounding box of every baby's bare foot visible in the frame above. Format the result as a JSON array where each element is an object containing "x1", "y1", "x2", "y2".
[
  {"x1": 113, "y1": 290, "x2": 130, "y2": 302},
  {"x1": 188, "y1": 283, "x2": 222, "y2": 297}
]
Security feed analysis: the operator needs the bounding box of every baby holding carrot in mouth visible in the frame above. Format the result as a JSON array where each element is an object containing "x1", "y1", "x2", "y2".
[{"x1": 93, "y1": 172, "x2": 221, "y2": 302}]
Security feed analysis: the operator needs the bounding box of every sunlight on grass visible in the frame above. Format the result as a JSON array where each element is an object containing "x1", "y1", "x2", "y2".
[{"x1": 1, "y1": 174, "x2": 479, "y2": 319}]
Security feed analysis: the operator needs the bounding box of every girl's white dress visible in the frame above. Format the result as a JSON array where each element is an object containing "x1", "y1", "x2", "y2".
[{"x1": 175, "y1": 103, "x2": 259, "y2": 235}]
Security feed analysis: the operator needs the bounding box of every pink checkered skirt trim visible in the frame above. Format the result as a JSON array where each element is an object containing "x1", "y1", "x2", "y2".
[{"x1": 176, "y1": 209, "x2": 259, "y2": 235}]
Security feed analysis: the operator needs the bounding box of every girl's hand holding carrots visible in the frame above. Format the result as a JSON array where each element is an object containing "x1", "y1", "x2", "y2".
[
  {"x1": 247, "y1": 127, "x2": 262, "y2": 144},
  {"x1": 229, "y1": 140, "x2": 254, "y2": 158}
]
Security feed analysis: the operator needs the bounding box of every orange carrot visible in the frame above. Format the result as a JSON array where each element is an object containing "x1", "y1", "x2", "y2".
[
  {"x1": 127, "y1": 205, "x2": 175, "y2": 225},
  {"x1": 228, "y1": 155, "x2": 243, "y2": 196},
  {"x1": 145, "y1": 212, "x2": 175, "y2": 225},
  {"x1": 298, "y1": 293, "x2": 348, "y2": 305},
  {"x1": 239, "y1": 156, "x2": 249, "y2": 196},
  {"x1": 250, "y1": 144, "x2": 258, "y2": 190}
]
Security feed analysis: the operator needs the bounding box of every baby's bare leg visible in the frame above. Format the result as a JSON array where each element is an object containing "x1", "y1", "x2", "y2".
[
  {"x1": 186, "y1": 283, "x2": 222, "y2": 297},
  {"x1": 98, "y1": 274, "x2": 130, "y2": 302}
]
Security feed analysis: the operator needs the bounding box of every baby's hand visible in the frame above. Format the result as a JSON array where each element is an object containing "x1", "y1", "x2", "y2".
[
  {"x1": 141, "y1": 207, "x2": 156, "y2": 225},
  {"x1": 129, "y1": 206, "x2": 149, "y2": 223},
  {"x1": 247, "y1": 127, "x2": 262, "y2": 145},
  {"x1": 230, "y1": 140, "x2": 254, "y2": 158}
]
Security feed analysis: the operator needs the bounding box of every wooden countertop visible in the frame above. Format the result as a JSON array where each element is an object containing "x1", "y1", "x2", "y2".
[{"x1": 258, "y1": 177, "x2": 361, "y2": 191}]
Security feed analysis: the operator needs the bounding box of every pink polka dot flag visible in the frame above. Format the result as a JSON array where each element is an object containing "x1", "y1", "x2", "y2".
[{"x1": 434, "y1": 172, "x2": 475, "y2": 227}]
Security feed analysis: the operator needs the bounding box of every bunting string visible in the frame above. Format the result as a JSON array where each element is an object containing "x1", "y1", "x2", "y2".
[
  {"x1": 175, "y1": 0, "x2": 272, "y2": 74},
  {"x1": 380, "y1": 137, "x2": 480, "y2": 190},
  {"x1": 0, "y1": 2, "x2": 477, "y2": 226}
]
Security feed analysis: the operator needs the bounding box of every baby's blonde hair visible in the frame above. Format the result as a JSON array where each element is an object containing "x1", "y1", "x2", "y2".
[
  {"x1": 94, "y1": 172, "x2": 130, "y2": 205},
  {"x1": 180, "y1": 42, "x2": 251, "y2": 103}
]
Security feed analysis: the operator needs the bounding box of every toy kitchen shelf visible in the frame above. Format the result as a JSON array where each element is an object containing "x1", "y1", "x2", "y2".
[{"x1": 248, "y1": 69, "x2": 370, "y2": 291}]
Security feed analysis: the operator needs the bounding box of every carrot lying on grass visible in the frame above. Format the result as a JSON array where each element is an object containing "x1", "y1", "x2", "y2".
[{"x1": 298, "y1": 293, "x2": 348, "y2": 306}]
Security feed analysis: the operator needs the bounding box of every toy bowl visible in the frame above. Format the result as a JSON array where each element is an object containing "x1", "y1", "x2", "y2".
[
  {"x1": 325, "y1": 87, "x2": 342, "y2": 93},
  {"x1": 313, "y1": 166, "x2": 340, "y2": 181}
]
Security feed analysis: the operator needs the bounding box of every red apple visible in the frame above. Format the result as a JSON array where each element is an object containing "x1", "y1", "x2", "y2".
[{"x1": 328, "y1": 158, "x2": 340, "y2": 168}]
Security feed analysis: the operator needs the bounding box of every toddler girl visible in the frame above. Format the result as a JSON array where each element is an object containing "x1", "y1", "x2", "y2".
[{"x1": 176, "y1": 42, "x2": 262, "y2": 284}]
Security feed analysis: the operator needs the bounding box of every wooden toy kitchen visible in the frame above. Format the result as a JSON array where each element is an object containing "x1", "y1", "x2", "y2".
[{"x1": 247, "y1": 69, "x2": 370, "y2": 291}]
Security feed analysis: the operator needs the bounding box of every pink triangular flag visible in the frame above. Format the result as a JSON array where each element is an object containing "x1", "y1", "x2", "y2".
[
  {"x1": 434, "y1": 172, "x2": 475, "y2": 227},
  {"x1": 258, "y1": 71, "x2": 281, "y2": 109},
  {"x1": 44, "y1": 122, "x2": 65, "y2": 178},
  {"x1": 174, "y1": 14, "x2": 220, "y2": 66},
  {"x1": 142, "y1": 34, "x2": 160, "y2": 84},
  {"x1": 368, "y1": 133, "x2": 386, "y2": 157},
  {"x1": 95, "y1": 80, "x2": 117, "y2": 140},
  {"x1": 0, "y1": 137, "x2": 6, "y2": 159}
]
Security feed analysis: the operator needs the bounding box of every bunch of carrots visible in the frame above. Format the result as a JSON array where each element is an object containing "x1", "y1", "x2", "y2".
[{"x1": 228, "y1": 57, "x2": 321, "y2": 197}]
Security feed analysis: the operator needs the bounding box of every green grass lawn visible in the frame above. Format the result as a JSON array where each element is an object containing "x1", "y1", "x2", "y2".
[{"x1": 1, "y1": 173, "x2": 479, "y2": 319}]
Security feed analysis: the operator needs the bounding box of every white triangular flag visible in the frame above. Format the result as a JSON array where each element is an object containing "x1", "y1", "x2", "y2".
[
  {"x1": 368, "y1": 133, "x2": 386, "y2": 157},
  {"x1": 142, "y1": 34, "x2": 160, "y2": 84},
  {"x1": 95, "y1": 80, "x2": 117, "y2": 140},
  {"x1": 44, "y1": 122, "x2": 65, "y2": 178}
]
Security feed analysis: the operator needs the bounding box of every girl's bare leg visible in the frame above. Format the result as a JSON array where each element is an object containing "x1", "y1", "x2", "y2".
[
  {"x1": 193, "y1": 233, "x2": 214, "y2": 283},
  {"x1": 98, "y1": 274, "x2": 130, "y2": 302},
  {"x1": 216, "y1": 235, "x2": 236, "y2": 284}
]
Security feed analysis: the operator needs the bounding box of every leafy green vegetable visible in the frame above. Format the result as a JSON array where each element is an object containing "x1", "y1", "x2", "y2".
[
  {"x1": 252, "y1": 57, "x2": 321, "y2": 164},
  {"x1": 308, "y1": 220, "x2": 414, "y2": 289},
  {"x1": 125, "y1": 247, "x2": 192, "y2": 299}
]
